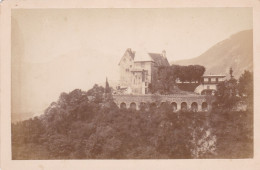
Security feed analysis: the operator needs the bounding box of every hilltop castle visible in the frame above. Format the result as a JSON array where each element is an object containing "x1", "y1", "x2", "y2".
[
  {"x1": 118, "y1": 48, "x2": 170, "y2": 94},
  {"x1": 113, "y1": 48, "x2": 221, "y2": 111}
]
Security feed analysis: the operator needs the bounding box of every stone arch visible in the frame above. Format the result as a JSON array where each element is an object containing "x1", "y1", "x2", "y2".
[
  {"x1": 160, "y1": 102, "x2": 166, "y2": 108},
  {"x1": 191, "y1": 102, "x2": 198, "y2": 112},
  {"x1": 150, "y1": 102, "x2": 157, "y2": 110},
  {"x1": 171, "y1": 102, "x2": 177, "y2": 112},
  {"x1": 139, "y1": 102, "x2": 148, "y2": 111},
  {"x1": 202, "y1": 102, "x2": 208, "y2": 111},
  {"x1": 130, "y1": 102, "x2": 137, "y2": 110},
  {"x1": 181, "y1": 102, "x2": 188, "y2": 110},
  {"x1": 120, "y1": 102, "x2": 126, "y2": 109},
  {"x1": 111, "y1": 102, "x2": 118, "y2": 108}
]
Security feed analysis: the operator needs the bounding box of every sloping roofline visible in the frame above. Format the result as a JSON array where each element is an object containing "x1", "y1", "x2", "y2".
[{"x1": 118, "y1": 48, "x2": 135, "y2": 65}]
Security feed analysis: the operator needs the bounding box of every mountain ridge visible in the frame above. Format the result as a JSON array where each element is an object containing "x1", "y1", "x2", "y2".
[{"x1": 172, "y1": 30, "x2": 253, "y2": 78}]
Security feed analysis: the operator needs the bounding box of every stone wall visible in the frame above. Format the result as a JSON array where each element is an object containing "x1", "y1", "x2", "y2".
[{"x1": 113, "y1": 94, "x2": 215, "y2": 112}]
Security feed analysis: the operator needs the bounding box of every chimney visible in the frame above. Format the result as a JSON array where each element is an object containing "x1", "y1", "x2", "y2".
[{"x1": 162, "y1": 50, "x2": 166, "y2": 58}]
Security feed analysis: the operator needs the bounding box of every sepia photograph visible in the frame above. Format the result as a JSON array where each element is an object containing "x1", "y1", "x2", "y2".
[{"x1": 9, "y1": 8, "x2": 254, "y2": 160}]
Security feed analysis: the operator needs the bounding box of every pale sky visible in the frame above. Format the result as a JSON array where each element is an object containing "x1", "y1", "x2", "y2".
[{"x1": 11, "y1": 8, "x2": 252, "y2": 116}]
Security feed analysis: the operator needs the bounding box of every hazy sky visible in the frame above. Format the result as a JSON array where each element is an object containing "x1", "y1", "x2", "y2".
[{"x1": 12, "y1": 8, "x2": 252, "y2": 116}]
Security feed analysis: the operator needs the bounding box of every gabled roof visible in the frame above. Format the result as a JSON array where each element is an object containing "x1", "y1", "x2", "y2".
[
  {"x1": 118, "y1": 48, "x2": 135, "y2": 65},
  {"x1": 119, "y1": 48, "x2": 170, "y2": 67},
  {"x1": 148, "y1": 53, "x2": 170, "y2": 66}
]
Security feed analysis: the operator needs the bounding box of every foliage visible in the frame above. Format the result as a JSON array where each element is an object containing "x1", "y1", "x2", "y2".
[
  {"x1": 214, "y1": 70, "x2": 253, "y2": 111},
  {"x1": 149, "y1": 64, "x2": 205, "y2": 94},
  {"x1": 214, "y1": 78, "x2": 239, "y2": 110},
  {"x1": 208, "y1": 110, "x2": 253, "y2": 158},
  {"x1": 177, "y1": 83, "x2": 200, "y2": 92},
  {"x1": 105, "y1": 77, "x2": 111, "y2": 94},
  {"x1": 149, "y1": 66, "x2": 178, "y2": 94},
  {"x1": 238, "y1": 70, "x2": 253, "y2": 109},
  {"x1": 11, "y1": 88, "x2": 253, "y2": 159},
  {"x1": 173, "y1": 64, "x2": 206, "y2": 83},
  {"x1": 86, "y1": 84, "x2": 105, "y2": 103}
]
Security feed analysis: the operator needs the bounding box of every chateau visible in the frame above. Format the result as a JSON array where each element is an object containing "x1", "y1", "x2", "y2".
[
  {"x1": 118, "y1": 48, "x2": 169, "y2": 94},
  {"x1": 112, "y1": 48, "x2": 226, "y2": 111},
  {"x1": 117, "y1": 48, "x2": 226, "y2": 96}
]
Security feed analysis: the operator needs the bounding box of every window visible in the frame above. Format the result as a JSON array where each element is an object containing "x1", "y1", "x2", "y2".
[
  {"x1": 126, "y1": 68, "x2": 129, "y2": 72},
  {"x1": 207, "y1": 86, "x2": 210, "y2": 89},
  {"x1": 130, "y1": 65, "x2": 132, "y2": 68}
]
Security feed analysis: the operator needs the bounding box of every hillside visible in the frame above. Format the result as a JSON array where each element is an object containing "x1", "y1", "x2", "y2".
[
  {"x1": 11, "y1": 88, "x2": 253, "y2": 159},
  {"x1": 173, "y1": 30, "x2": 253, "y2": 78}
]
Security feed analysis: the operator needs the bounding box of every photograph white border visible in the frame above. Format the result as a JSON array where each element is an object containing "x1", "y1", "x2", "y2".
[{"x1": 1, "y1": 0, "x2": 260, "y2": 170}]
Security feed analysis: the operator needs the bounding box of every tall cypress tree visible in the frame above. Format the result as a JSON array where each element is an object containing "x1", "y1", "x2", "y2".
[
  {"x1": 104, "y1": 77, "x2": 113, "y2": 103},
  {"x1": 105, "y1": 77, "x2": 110, "y2": 93}
]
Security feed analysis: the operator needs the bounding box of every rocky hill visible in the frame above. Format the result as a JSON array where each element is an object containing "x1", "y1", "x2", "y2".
[{"x1": 173, "y1": 30, "x2": 253, "y2": 78}]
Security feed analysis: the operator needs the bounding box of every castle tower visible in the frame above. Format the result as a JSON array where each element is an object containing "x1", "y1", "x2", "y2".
[{"x1": 118, "y1": 48, "x2": 135, "y2": 88}]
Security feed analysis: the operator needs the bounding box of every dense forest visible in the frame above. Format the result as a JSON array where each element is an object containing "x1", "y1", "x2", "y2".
[{"x1": 11, "y1": 70, "x2": 253, "y2": 159}]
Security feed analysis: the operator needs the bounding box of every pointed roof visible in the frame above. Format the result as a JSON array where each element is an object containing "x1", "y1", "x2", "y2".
[
  {"x1": 119, "y1": 48, "x2": 170, "y2": 67},
  {"x1": 148, "y1": 53, "x2": 169, "y2": 66},
  {"x1": 134, "y1": 51, "x2": 169, "y2": 66},
  {"x1": 118, "y1": 48, "x2": 135, "y2": 65}
]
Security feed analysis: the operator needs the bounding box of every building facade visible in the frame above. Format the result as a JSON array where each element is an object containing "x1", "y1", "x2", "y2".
[
  {"x1": 195, "y1": 75, "x2": 226, "y2": 95},
  {"x1": 118, "y1": 48, "x2": 169, "y2": 94}
]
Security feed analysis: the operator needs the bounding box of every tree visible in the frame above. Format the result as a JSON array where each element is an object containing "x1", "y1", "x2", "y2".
[
  {"x1": 193, "y1": 65, "x2": 206, "y2": 83},
  {"x1": 149, "y1": 66, "x2": 178, "y2": 94},
  {"x1": 149, "y1": 64, "x2": 205, "y2": 94},
  {"x1": 214, "y1": 77, "x2": 239, "y2": 110},
  {"x1": 238, "y1": 70, "x2": 253, "y2": 109},
  {"x1": 105, "y1": 77, "x2": 111, "y2": 94},
  {"x1": 172, "y1": 65, "x2": 205, "y2": 83},
  {"x1": 87, "y1": 84, "x2": 105, "y2": 103},
  {"x1": 214, "y1": 69, "x2": 253, "y2": 111}
]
